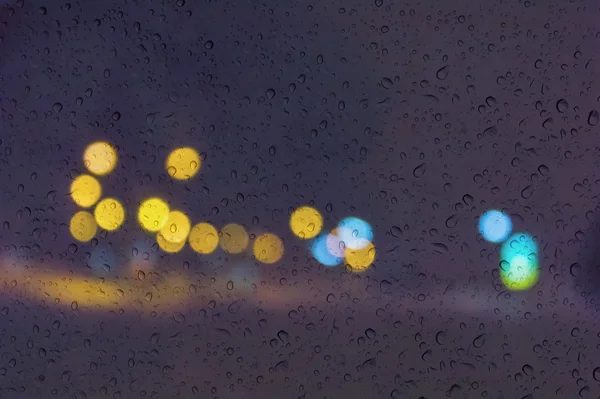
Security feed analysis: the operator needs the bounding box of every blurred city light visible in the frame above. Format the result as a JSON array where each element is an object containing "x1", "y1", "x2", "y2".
[
  {"x1": 337, "y1": 217, "x2": 374, "y2": 250},
  {"x1": 219, "y1": 223, "x2": 249, "y2": 254},
  {"x1": 499, "y1": 232, "x2": 539, "y2": 291},
  {"x1": 166, "y1": 147, "x2": 201, "y2": 180},
  {"x1": 94, "y1": 198, "x2": 125, "y2": 231},
  {"x1": 253, "y1": 233, "x2": 284, "y2": 264},
  {"x1": 289, "y1": 206, "x2": 323, "y2": 239},
  {"x1": 70, "y1": 174, "x2": 102, "y2": 208},
  {"x1": 479, "y1": 209, "x2": 512, "y2": 243},
  {"x1": 138, "y1": 198, "x2": 170, "y2": 232},
  {"x1": 188, "y1": 222, "x2": 219, "y2": 254},
  {"x1": 70, "y1": 211, "x2": 98, "y2": 242},
  {"x1": 83, "y1": 141, "x2": 118, "y2": 176}
]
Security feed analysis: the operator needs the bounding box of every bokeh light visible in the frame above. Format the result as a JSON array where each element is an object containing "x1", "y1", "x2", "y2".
[
  {"x1": 499, "y1": 232, "x2": 539, "y2": 291},
  {"x1": 83, "y1": 141, "x2": 118, "y2": 176},
  {"x1": 479, "y1": 209, "x2": 512, "y2": 243},
  {"x1": 157, "y1": 232, "x2": 186, "y2": 253},
  {"x1": 345, "y1": 239, "x2": 375, "y2": 272},
  {"x1": 311, "y1": 233, "x2": 343, "y2": 266},
  {"x1": 70, "y1": 211, "x2": 98, "y2": 242},
  {"x1": 219, "y1": 224, "x2": 249, "y2": 254},
  {"x1": 94, "y1": 198, "x2": 125, "y2": 231},
  {"x1": 159, "y1": 211, "x2": 191, "y2": 244},
  {"x1": 325, "y1": 229, "x2": 346, "y2": 258},
  {"x1": 499, "y1": 255, "x2": 540, "y2": 291},
  {"x1": 253, "y1": 233, "x2": 284, "y2": 264},
  {"x1": 138, "y1": 198, "x2": 170, "y2": 232},
  {"x1": 289, "y1": 206, "x2": 323, "y2": 239},
  {"x1": 70, "y1": 175, "x2": 102, "y2": 208},
  {"x1": 166, "y1": 147, "x2": 201, "y2": 180},
  {"x1": 188, "y1": 222, "x2": 219, "y2": 254},
  {"x1": 337, "y1": 217, "x2": 374, "y2": 250}
]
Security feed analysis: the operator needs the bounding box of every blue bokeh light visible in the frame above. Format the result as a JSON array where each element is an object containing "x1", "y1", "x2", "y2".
[
  {"x1": 337, "y1": 217, "x2": 374, "y2": 250},
  {"x1": 311, "y1": 234, "x2": 343, "y2": 266},
  {"x1": 478, "y1": 210, "x2": 512, "y2": 243}
]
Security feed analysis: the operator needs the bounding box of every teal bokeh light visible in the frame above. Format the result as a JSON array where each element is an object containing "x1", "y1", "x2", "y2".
[{"x1": 499, "y1": 233, "x2": 539, "y2": 291}]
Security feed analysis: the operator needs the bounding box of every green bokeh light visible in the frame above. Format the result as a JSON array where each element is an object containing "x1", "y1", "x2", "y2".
[{"x1": 499, "y1": 233, "x2": 539, "y2": 291}]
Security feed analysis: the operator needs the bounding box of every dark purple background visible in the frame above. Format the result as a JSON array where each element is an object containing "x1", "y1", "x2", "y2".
[{"x1": 0, "y1": 0, "x2": 599, "y2": 398}]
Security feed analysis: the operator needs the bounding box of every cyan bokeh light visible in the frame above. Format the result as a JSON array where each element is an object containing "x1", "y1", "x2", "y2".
[
  {"x1": 479, "y1": 209, "x2": 512, "y2": 243},
  {"x1": 311, "y1": 234, "x2": 343, "y2": 267},
  {"x1": 499, "y1": 233, "x2": 539, "y2": 291},
  {"x1": 337, "y1": 217, "x2": 374, "y2": 250}
]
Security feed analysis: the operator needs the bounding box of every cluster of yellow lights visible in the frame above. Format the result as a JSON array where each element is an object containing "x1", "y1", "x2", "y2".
[
  {"x1": 69, "y1": 142, "x2": 122, "y2": 242},
  {"x1": 68, "y1": 142, "x2": 374, "y2": 270},
  {"x1": 289, "y1": 206, "x2": 376, "y2": 272},
  {"x1": 68, "y1": 142, "x2": 285, "y2": 264}
]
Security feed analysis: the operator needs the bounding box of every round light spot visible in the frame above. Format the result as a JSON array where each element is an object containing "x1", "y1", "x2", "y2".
[
  {"x1": 289, "y1": 206, "x2": 323, "y2": 239},
  {"x1": 253, "y1": 233, "x2": 284, "y2": 264},
  {"x1": 325, "y1": 229, "x2": 346, "y2": 258},
  {"x1": 478, "y1": 209, "x2": 512, "y2": 243},
  {"x1": 156, "y1": 232, "x2": 186, "y2": 253},
  {"x1": 499, "y1": 233, "x2": 539, "y2": 291},
  {"x1": 189, "y1": 222, "x2": 219, "y2": 254},
  {"x1": 345, "y1": 240, "x2": 375, "y2": 272},
  {"x1": 219, "y1": 224, "x2": 249, "y2": 254},
  {"x1": 70, "y1": 175, "x2": 102, "y2": 208},
  {"x1": 337, "y1": 217, "x2": 374, "y2": 250},
  {"x1": 499, "y1": 255, "x2": 539, "y2": 291},
  {"x1": 70, "y1": 211, "x2": 98, "y2": 242},
  {"x1": 94, "y1": 198, "x2": 125, "y2": 231},
  {"x1": 83, "y1": 141, "x2": 117, "y2": 176},
  {"x1": 159, "y1": 210, "x2": 191, "y2": 244},
  {"x1": 138, "y1": 198, "x2": 170, "y2": 232},
  {"x1": 166, "y1": 147, "x2": 201, "y2": 180},
  {"x1": 311, "y1": 233, "x2": 343, "y2": 267}
]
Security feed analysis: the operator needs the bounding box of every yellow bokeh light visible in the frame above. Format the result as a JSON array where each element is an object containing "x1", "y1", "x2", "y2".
[
  {"x1": 166, "y1": 147, "x2": 201, "y2": 180},
  {"x1": 219, "y1": 224, "x2": 249, "y2": 254},
  {"x1": 69, "y1": 211, "x2": 98, "y2": 242},
  {"x1": 138, "y1": 198, "x2": 170, "y2": 232},
  {"x1": 83, "y1": 141, "x2": 118, "y2": 176},
  {"x1": 159, "y1": 211, "x2": 191, "y2": 244},
  {"x1": 345, "y1": 240, "x2": 375, "y2": 272},
  {"x1": 253, "y1": 233, "x2": 284, "y2": 264},
  {"x1": 70, "y1": 175, "x2": 102, "y2": 208},
  {"x1": 189, "y1": 222, "x2": 219, "y2": 254},
  {"x1": 94, "y1": 198, "x2": 125, "y2": 231},
  {"x1": 156, "y1": 232, "x2": 186, "y2": 253},
  {"x1": 289, "y1": 206, "x2": 323, "y2": 239}
]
